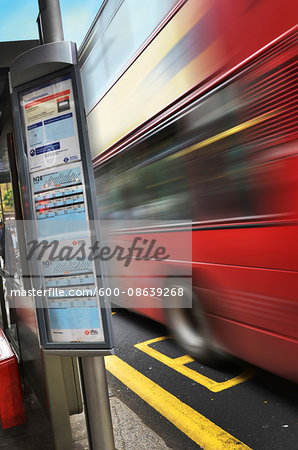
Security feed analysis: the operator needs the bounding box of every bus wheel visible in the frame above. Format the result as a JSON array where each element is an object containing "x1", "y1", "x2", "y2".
[{"x1": 164, "y1": 282, "x2": 221, "y2": 365}]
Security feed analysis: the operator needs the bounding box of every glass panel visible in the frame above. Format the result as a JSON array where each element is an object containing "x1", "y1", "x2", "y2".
[{"x1": 80, "y1": 0, "x2": 179, "y2": 113}]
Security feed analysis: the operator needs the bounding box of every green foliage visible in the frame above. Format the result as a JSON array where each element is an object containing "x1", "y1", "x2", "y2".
[{"x1": 3, "y1": 188, "x2": 14, "y2": 208}]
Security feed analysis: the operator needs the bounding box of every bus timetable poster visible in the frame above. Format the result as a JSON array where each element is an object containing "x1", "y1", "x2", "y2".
[
  {"x1": 20, "y1": 74, "x2": 81, "y2": 173},
  {"x1": 29, "y1": 163, "x2": 104, "y2": 343},
  {"x1": 20, "y1": 74, "x2": 104, "y2": 345}
]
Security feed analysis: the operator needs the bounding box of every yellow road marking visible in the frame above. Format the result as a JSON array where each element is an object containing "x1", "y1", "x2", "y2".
[
  {"x1": 135, "y1": 336, "x2": 255, "y2": 392},
  {"x1": 105, "y1": 354, "x2": 251, "y2": 449}
]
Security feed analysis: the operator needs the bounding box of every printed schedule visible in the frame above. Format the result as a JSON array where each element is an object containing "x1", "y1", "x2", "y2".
[{"x1": 21, "y1": 74, "x2": 105, "y2": 344}]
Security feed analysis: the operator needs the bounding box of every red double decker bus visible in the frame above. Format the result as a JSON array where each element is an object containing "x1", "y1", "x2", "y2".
[{"x1": 79, "y1": 0, "x2": 298, "y2": 382}]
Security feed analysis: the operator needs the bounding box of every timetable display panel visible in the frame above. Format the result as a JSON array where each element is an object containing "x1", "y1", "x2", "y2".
[
  {"x1": 30, "y1": 163, "x2": 104, "y2": 343},
  {"x1": 16, "y1": 70, "x2": 112, "y2": 351},
  {"x1": 21, "y1": 74, "x2": 80, "y2": 172}
]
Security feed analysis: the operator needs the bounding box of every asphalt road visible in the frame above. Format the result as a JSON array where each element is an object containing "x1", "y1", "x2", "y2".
[{"x1": 106, "y1": 309, "x2": 298, "y2": 450}]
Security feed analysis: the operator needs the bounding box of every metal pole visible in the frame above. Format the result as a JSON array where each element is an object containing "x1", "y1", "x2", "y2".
[
  {"x1": 0, "y1": 186, "x2": 4, "y2": 223},
  {"x1": 38, "y1": 0, "x2": 64, "y2": 44},
  {"x1": 79, "y1": 356, "x2": 115, "y2": 450},
  {"x1": 36, "y1": 4, "x2": 115, "y2": 450}
]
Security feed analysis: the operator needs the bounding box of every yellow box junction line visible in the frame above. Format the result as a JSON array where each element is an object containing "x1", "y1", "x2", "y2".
[
  {"x1": 105, "y1": 354, "x2": 251, "y2": 449},
  {"x1": 135, "y1": 336, "x2": 255, "y2": 392}
]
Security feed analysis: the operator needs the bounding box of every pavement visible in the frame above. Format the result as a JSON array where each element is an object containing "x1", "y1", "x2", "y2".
[
  {"x1": 0, "y1": 387, "x2": 171, "y2": 450},
  {"x1": 71, "y1": 394, "x2": 171, "y2": 450}
]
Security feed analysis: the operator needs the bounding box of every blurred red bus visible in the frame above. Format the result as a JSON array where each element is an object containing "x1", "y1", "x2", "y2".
[{"x1": 79, "y1": 0, "x2": 298, "y2": 382}]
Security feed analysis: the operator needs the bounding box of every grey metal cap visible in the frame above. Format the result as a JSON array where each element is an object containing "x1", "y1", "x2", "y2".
[{"x1": 10, "y1": 40, "x2": 77, "y2": 88}]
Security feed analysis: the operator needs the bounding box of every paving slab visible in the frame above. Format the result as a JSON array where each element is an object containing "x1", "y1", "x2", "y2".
[{"x1": 0, "y1": 390, "x2": 171, "y2": 449}]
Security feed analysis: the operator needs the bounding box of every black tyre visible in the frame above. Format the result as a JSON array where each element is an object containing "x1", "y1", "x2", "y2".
[{"x1": 164, "y1": 281, "x2": 222, "y2": 365}]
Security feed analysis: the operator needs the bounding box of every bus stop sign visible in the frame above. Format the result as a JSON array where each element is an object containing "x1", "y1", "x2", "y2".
[{"x1": 10, "y1": 41, "x2": 113, "y2": 355}]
